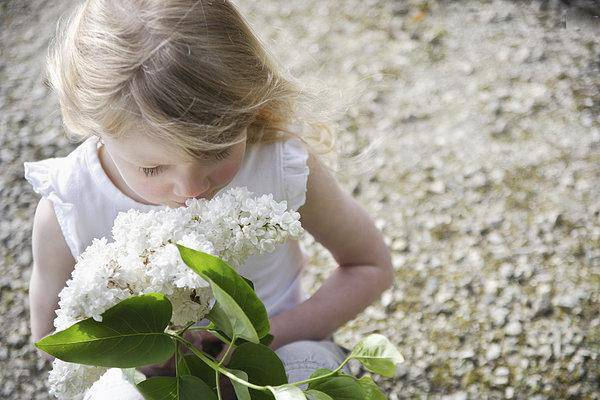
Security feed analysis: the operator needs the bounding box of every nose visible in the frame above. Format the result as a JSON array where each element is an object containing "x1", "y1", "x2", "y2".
[{"x1": 173, "y1": 173, "x2": 211, "y2": 199}]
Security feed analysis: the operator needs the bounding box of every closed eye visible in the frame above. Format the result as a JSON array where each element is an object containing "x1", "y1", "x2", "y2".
[
  {"x1": 140, "y1": 165, "x2": 164, "y2": 177},
  {"x1": 139, "y1": 149, "x2": 231, "y2": 177}
]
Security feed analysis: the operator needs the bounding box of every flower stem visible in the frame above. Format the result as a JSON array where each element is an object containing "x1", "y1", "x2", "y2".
[
  {"x1": 185, "y1": 326, "x2": 232, "y2": 345},
  {"x1": 216, "y1": 371, "x2": 222, "y2": 400},
  {"x1": 175, "y1": 321, "x2": 197, "y2": 336},
  {"x1": 217, "y1": 334, "x2": 236, "y2": 367},
  {"x1": 174, "y1": 340, "x2": 180, "y2": 377},
  {"x1": 286, "y1": 357, "x2": 352, "y2": 387},
  {"x1": 167, "y1": 333, "x2": 267, "y2": 392}
]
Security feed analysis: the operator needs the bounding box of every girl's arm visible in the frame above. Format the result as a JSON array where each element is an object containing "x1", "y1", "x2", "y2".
[
  {"x1": 29, "y1": 198, "x2": 77, "y2": 362},
  {"x1": 268, "y1": 152, "x2": 394, "y2": 350}
]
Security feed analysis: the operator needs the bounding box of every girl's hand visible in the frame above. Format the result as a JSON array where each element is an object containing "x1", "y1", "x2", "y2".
[{"x1": 137, "y1": 330, "x2": 222, "y2": 377}]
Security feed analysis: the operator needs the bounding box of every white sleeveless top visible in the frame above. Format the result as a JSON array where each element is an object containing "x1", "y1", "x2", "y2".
[{"x1": 23, "y1": 135, "x2": 310, "y2": 317}]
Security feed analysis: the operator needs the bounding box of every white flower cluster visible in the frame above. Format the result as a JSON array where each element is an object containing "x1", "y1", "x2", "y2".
[{"x1": 47, "y1": 187, "x2": 302, "y2": 400}]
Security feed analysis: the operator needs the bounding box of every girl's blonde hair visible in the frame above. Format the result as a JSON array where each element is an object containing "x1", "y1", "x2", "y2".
[{"x1": 46, "y1": 0, "x2": 335, "y2": 160}]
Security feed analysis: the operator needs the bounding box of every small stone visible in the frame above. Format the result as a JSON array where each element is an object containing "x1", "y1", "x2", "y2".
[
  {"x1": 538, "y1": 344, "x2": 552, "y2": 360},
  {"x1": 395, "y1": 362, "x2": 409, "y2": 378},
  {"x1": 429, "y1": 180, "x2": 446, "y2": 194},
  {"x1": 492, "y1": 367, "x2": 510, "y2": 386},
  {"x1": 381, "y1": 290, "x2": 393, "y2": 307},
  {"x1": 499, "y1": 263, "x2": 514, "y2": 279},
  {"x1": 533, "y1": 297, "x2": 553, "y2": 318},
  {"x1": 491, "y1": 120, "x2": 509, "y2": 136},
  {"x1": 488, "y1": 232, "x2": 504, "y2": 245},
  {"x1": 484, "y1": 279, "x2": 500, "y2": 295},
  {"x1": 1, "y1": 381, "x2": 16, "y2": 397},
  {"x1": 554, "y1": 294, "x2": 580, "y2": 309},
  {"x1": 7, "y1": 332, "x2": 26, "y2": 347},
  {"x1": 505, "y1": 386, "x2": 515, "y2": 399},
  {"x1": 505, "y1": 321, "x2": 522, "y2": 336},
  {"x1": 460, "y1": 348, "x2": 476, "y2": 360},
  {"x1": 470, "y1": 172, "x2": 488, "y2": 189},
  {"x1": 490, "y1": 307, "x2": 509, "y2": 327},
  {"x1": 513, "y1": 47, "x2": 531, "y2": 63},
  {"x1": 443, "y1": 391, "x2": 467, "y2": 400},
  {"x1": 435, "y1": 285, "x2": 454, "y2": 304},
  {"x1": 486, "y1": 343, "x2": 502, "y2": 361}
]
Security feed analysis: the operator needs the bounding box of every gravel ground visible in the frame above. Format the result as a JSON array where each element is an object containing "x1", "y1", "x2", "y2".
[{"x1": 1, "y1": 0, "x2": 598, "y2": 399}]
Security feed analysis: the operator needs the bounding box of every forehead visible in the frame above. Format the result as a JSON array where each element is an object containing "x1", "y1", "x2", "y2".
[{"x1": 104, "y1": 134, "x2": 195, "y2": 165}]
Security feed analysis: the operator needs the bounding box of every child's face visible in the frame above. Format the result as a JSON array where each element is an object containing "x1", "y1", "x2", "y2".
[{"x1": 101, "y1": 133, "x2": 246, "y2": 208}]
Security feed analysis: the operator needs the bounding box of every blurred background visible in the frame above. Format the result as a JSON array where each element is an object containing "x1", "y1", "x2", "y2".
[{"x1": 1, "y1": 0, "x2": 598, "y2": 399}]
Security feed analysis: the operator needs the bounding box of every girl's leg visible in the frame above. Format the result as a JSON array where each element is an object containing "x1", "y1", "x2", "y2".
[{"x1": 275, "y1": 339, "x2": 352, "y2": 390}]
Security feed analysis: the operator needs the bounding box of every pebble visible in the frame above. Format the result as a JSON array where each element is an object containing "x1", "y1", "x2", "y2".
[
  {"x1": 505, "y1": 386, "x2": 515, "y2": 399},
  {"x1": 429, "y1": 180, "x2": 446, "y2": 194},
  {"x1": 554, "y1": 294, "x2": 581, "y2": 310},
  {"x1": 505, "y1": 321, "x2": 523, "y2": 336},
  {"x1": 499, "y1": 263, "x2": 514, "y2": 279},
  {"x1": 486, "y1": 343, "x2": 502, "y2": 361},
  {"x1": 492, "y1": 367, "x2": 510, "y2": 386},
  {"x1": 490, "y1": 307, "x2": 509, "y2": 327},
  {"x1": 442, "y1": 392, "x2": 467, "y2": 400},
  {"x1": 533, "y1": 296, "x2": 553, "y2": 318}
]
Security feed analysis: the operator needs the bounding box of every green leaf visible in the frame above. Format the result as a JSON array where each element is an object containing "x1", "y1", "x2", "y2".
[
  {"x1": 308, "y1": 368, "x2": 388, "y2": 400},
  {"x1": 175, "y1": 346, "x2": 191, "y2": 376},
  {"x1": 349, "y1": 334, "x2": 404, "y2": 378},
  {"x1": 308, "y1": 368, "x2": 332, "y2": 381},
  {"x1": 242, "y1": 276, "x2": 255, "y2": 290},
  {"x1": 356, "y1": 376, "x2": 387, "y2": 400},
  {"x1": 228, "y1": 342, "x2": 288, "y2": 400},
  {"x1": 208, "y1": 284, "x2": 259, "y2": 342},
  {"x1": 35, "y1": 293, "x2": 174, "y2": 367},
  {"x1": 304, "y1": 390, "x2": 334, "y2": 400},
  {"x1": 260, "y1": 333, "x2": 275, "y2": 347},
  {"x1": 307, "y1": 374, "x2": 364, "y2": 400},
  {"x1": 137, "y1": 375, "x2": 217, "y2": 400},
  {"x1": 228, "y1": 369, "x2": 251, "y2": 400},
  {"x1": 268, "y1": 385, "x2": 307, "y2": 400},
  {"x1": 230, "y1": 332, "x2": 275, "y2": 349},
  {"x1": 178, "y1": 354, "x2": 217, "y2": 391},
  {"x1": 177, "y1": 245, "x2": 269, "y2": 341}
]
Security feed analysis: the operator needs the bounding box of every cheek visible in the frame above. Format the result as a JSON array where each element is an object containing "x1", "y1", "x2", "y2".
[
  {"x1": 123, "y1": 170, "x2": 170, "y2": 197},
  {"x1": 210, "y1": 159, "x2": 241, "y2": 185}
]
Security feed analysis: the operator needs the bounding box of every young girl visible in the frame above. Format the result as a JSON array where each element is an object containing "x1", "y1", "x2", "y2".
[{"x1": 24, "y1": 0, "x2": 393, "y2": 396}]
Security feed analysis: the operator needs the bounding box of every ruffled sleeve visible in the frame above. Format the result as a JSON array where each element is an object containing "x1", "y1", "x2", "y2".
[
  {"x1": 23, "y1": 159, "x2": 79, "y2": 259},
  {"x1": 281, "y1": 138, "x2": 310, "y2": 211}
]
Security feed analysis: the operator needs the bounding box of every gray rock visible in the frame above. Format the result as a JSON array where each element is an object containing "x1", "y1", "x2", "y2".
[
  {"x1": 486, "y1": 343, "x2": 502, "y2": 361},
  {"x1": 505, "y1": 386, "x2": 515, "y2": 399},
  {"x1": 442, "y1": 392, "x2": 468, "y2": 400},
  {"x1": 505, "y1": 321, "x2": 523, "y2": 336},
  {"x1": 492, "y1": 367, "x2": 510, "y2": 386},
  {"x1": 554, "y1": 294, "x2": 581, "y2": 310},
  {"x1": 499, "y1": 263, "x2": 515, "y2": 280},
  {"x1": 490, "y1": 307, "x2": 509, "y2": 327}
]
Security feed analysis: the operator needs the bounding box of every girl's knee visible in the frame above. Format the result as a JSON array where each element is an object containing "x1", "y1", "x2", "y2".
[{"x1": 275, "y1": 340, "x2": 351, "y2": 387}]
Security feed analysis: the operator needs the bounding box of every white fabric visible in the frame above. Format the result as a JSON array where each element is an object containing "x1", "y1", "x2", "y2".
[{"x1": 23, "y1": 135, "x2": 310, "y2": 317}]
